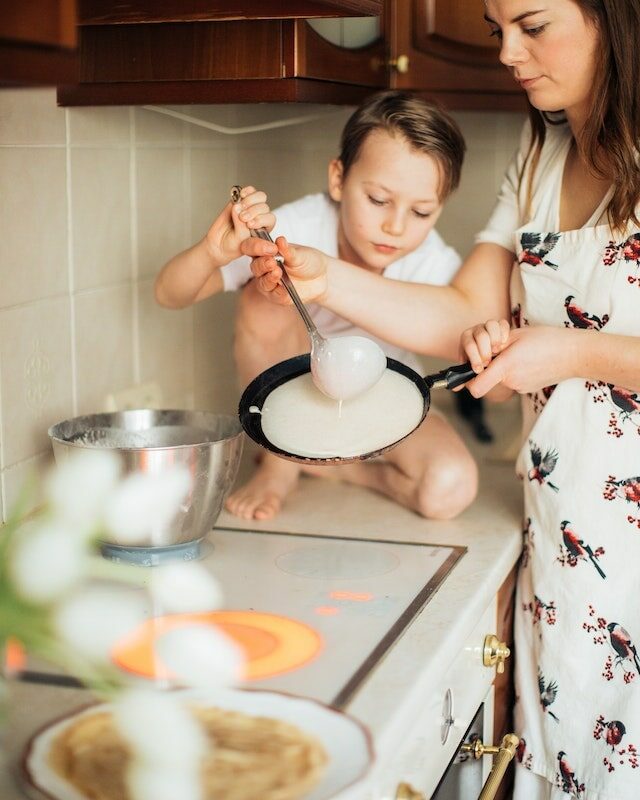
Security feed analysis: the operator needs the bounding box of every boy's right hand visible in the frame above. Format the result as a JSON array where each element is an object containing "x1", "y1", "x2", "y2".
[
  {"x1": 242, "y1": 235, "x2": 328, "y2": 305},
  {"x1": 205, "y1": 186, "x2": 274, "y2": 265},
  {"x1": 460, "y1": 319, "x2": 511, "y2": 374}
]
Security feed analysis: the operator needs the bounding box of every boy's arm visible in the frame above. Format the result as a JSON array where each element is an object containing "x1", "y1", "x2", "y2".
[
  {"x1": 154, "y1": 238, "x2": 225, "y2": 309},
  {"x1": 155, "y1": 186, "x2": 274, "y2": 309}
]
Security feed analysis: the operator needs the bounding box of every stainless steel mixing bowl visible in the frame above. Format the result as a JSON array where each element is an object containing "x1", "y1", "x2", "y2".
[{"x1": 48, "y1": 409, "x2": 243, "y2": 550}]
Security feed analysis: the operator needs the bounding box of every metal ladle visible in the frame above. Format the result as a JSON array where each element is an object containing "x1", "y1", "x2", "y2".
[{"x1": 230, "y1": 185, "x2": 386, "y2": 401}]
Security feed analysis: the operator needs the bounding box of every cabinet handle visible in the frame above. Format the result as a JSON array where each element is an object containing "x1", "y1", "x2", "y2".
[
  {"x1": 388, "y1": 54, "x2": 410, "y2": 73},
  {"x1": 395, "y1": 782, "x2": 425, "y2": 800},
  {"x1": 461, "y1": 733, "x2": 519, "y2": 800},
  {"x1": 482, "y1": 634, "x2": 510, "y2": 673}
]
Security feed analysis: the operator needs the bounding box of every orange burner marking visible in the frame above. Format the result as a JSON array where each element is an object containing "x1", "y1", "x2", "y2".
[
  {"x1": 329, "y1": 591, "x2": 373, "y2": 602},
  {"x1": 315, "y1": 606, "x2": 340, "y2": 616},
  {"x1": 4, "y1": 637, "x2": 26, "y2": 675},
  {"x1": 112, "y1": 610, "x2": 322, "y2": 682}
]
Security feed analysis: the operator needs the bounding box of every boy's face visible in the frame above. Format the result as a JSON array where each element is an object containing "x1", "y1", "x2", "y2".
[{"x1": 328, "y1": 129, "x2": 444, "y2": 273}]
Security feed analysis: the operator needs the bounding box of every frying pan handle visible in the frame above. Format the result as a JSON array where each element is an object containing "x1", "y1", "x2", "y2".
[{"x1": 427, "y1": 362, "x2": 476, "y2": 390}]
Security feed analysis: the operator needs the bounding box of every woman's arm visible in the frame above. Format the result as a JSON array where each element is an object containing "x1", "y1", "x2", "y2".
[{"x1": 246, "y1": 237, "x2": 515, "y2": 362}]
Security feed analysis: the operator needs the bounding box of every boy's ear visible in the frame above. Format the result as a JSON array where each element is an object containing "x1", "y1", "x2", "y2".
[{"x1": 328, "y1": 159, "x2": 344, "y2": 202}]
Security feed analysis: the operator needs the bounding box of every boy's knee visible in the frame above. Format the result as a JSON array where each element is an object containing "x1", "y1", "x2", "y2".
[{"x1": 415, "y1": 452, "x2": 478, "y2": 520}]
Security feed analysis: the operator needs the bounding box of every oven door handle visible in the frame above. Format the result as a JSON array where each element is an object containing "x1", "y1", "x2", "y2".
[{"x1": 461, "y1": 732, "x2": 519, "y2": 800}]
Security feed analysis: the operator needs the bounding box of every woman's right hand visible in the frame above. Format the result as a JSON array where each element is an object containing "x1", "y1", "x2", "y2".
[
  {"x1": 241, "y1": 235, "x2": 329, "y2": 305},
  {"x1": 205, "y1": 185, "x2": 274, "y2": 266}
]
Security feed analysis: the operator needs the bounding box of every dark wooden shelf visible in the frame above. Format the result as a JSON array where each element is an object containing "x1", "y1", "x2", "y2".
[
  {"x1": 58, "y1": 77, "x2": 376, "y2": 105},
  {"x1": 78, "y1": 0, "x2": 382, "y2": 25}
]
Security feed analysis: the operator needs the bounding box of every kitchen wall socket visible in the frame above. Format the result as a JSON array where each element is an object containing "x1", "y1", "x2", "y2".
[{"x1": 103, "y1": 381, "x2": 163, "y2": 412}]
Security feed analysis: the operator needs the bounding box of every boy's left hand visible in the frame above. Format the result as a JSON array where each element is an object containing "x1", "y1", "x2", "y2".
[
  {"x1": 461, "y1": 324, "x2": 579, "y2": 397},
  {"x1": 206, "y1": 186, "x2": 275, "y2": 265}
]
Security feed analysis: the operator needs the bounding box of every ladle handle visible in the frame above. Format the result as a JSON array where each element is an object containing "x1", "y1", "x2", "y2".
[
  {"x1": 230, "y1": 185, "x2": 320, "y2": 341},
  {"x1": 427, "y1": 362, "x2": 477, "y2": 390}
]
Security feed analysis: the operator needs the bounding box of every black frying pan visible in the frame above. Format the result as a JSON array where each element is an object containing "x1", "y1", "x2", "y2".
[{"x1": 239, "y1": 355, "x2": 475, "y2": 465}]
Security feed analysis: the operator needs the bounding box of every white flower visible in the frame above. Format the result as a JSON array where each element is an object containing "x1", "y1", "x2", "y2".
[
  {"x1": 113, "y1": 688, "x2": 206, "y2": 770},
  {"x1": 46, "y1": 450, "x2": 121, "y2": 537},
  {"x1": 54, "y1": 585, "x2": 147, "y2": 662},
  {"x1": 150, "y1": 563, "x2": 222, "y2": 614},
  {"x1": 9, "y1": 519, "x2": 89, "y2": 603},
  {"x1": 127, "y1": 764, "x2": 203, "y2": 800},
  {"x1": 104, "y1": 466, "x2": 191, "y2": 546},
  {"x1": 155, "y1": 625, "x2": 244, "y2": 690}
]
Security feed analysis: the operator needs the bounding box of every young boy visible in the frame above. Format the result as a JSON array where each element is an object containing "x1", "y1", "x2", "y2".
[{"x1": 155, "y1": 90, "x2": 478, "y2": 521}]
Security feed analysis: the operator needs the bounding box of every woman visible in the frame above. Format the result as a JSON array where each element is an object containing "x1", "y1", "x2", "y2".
[{"x1": 246, "y1": 2, "x2": 640, "y2": 797}]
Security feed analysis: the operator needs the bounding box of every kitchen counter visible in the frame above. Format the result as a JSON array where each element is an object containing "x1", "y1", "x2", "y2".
[{"x1": 1, "y1": 461, "x2": 523, "y2": 799}]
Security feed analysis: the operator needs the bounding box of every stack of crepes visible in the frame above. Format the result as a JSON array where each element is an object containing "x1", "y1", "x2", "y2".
[{"x1": 47, "y1": 705, "x2": 328, "y2": 800}]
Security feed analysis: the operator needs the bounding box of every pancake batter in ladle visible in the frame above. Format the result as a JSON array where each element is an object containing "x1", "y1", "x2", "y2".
[{"x1": 231, "y1": 186, "x2": 387, "y2": 402}]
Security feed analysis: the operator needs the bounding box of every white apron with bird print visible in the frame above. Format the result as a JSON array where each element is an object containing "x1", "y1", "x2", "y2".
[{"x1": 510, "y1": 212, "x2": 640, "y2": 799}]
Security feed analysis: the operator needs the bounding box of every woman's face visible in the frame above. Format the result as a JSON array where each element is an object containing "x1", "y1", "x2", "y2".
[{"x1": 484, "y1": 0, "x2": 600, "y2": 125}]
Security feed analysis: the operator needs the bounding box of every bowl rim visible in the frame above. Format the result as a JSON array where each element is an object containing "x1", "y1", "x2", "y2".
[{"x1": 48, "y1": 409, "x2": 243, "y2": 452}]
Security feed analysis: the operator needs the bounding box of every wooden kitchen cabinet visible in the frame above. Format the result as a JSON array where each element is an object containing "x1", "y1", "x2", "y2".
[
  {"x1": 387, "y1": 0, "x2": 526, "y2": 110},
  {"x1": 0, "y1": 0, "x2": 78, "y2": 86},
  {"x1": 58, "y1": 0, "x2": 386, "y2": 105},
  {"x1": 57, "y1": 0, "x2": 525, "y2": 110},
  {"x1": 58, "y1": 18, "x2": 386, "y2": 105}
]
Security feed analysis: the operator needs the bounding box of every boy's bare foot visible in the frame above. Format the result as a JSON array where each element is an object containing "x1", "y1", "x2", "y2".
[{"x1": 225, "y1": 454, "x2": 301, "y2": 520}]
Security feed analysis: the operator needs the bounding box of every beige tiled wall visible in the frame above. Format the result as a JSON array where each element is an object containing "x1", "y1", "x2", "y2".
[{"x1": 0, "y1": 89, "x2": 524, "y2": 520}]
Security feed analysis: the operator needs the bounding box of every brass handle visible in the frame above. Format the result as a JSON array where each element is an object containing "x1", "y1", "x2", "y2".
[
  {"x1": 388, "y1": 54, "x2": 410, "y2": 73},
  {"x1": 482, "y1": 634, "x2": 510, "y2": 674},
  {"x1": 461, "y1": 733, "x2": 519, "y2": 800},
  {"x1": 395, "y1": 783, "x2": 425, "y2": 800}
]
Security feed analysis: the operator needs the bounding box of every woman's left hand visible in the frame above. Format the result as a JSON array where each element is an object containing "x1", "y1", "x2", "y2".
[{"x1": 463, "y1": 325, "x2": 579, "y2": 397}]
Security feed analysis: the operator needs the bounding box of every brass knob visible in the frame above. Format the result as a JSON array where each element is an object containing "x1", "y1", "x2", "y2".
[
  {"x1": 388, "y1": 54, "x2": 410, "y2": 73},
  {"x1": 395, "y1": 782, "x2": 425, "y2": 800},
  {"x1": 461, "y1": 733, "x2": 519, "y2": 800},
  {"x1": 483, "y1": 634, "x2": 510, "y2": 673}
]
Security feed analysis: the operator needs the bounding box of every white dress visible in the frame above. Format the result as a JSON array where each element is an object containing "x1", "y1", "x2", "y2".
[
  {"x1": 221, "y1": 192, "x2": 461, "y2": 373},
  {"x1": 479, "y1": 123, "x2": 640, "y2": 799}
]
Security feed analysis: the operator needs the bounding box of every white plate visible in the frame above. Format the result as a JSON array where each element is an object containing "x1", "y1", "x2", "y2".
[{"x1": 23, "y1": 687, "x2": 374, "y2": 800}]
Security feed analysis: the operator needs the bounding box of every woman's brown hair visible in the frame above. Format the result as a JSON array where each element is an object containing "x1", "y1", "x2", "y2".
[
  {"x1": 522, "y1": 0, "x2": 640, "y2": 231},
  {"x1": 338, "y1": 90, "x2": 466, "y2": 201}
]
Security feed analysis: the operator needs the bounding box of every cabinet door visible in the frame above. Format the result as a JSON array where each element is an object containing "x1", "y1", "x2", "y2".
[
  {"x1": 387, "y1": 0, "x2": 525, "y2": 110},
  {"x1": 295, "y1": 18, "x2": 385, "y2": 89},
  {"x1": 0, "y1": 0, "x2": 78, "y2": 85}
]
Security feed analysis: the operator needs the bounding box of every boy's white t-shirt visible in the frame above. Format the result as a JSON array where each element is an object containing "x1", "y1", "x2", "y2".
[{"x1": 221, "y1": 192, "x2": 461, "y2": 372}]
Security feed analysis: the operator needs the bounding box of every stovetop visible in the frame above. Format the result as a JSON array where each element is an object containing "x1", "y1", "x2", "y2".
[{"x1": 18, "y1": 529, "x2": 465, "y2": 709}]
